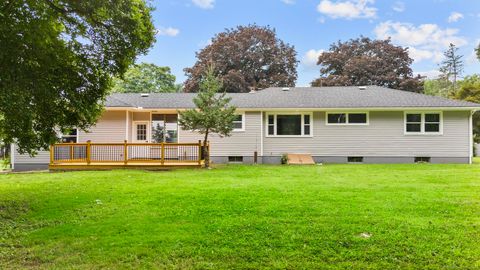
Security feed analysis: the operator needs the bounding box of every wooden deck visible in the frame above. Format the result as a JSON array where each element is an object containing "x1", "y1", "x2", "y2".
[
  {"x1": 49, "y1": 161, "x2": 204, "y2": 171},
  {"x1": 49, "y1": 141, "x2": 208, "y2": 171}
]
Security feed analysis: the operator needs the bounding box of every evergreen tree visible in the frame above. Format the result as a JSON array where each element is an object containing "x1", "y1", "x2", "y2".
[
  {"x1": 439, "y1": 43, "x2": 464, "y2": 93},
  {"x1": 178, "y1": 67, "x2": 236, "y2": 168}
]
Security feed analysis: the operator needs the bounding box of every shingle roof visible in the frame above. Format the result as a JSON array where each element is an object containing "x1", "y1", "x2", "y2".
[{"x1": 105, "y1": 86, "x2": 480, "y2": 109}]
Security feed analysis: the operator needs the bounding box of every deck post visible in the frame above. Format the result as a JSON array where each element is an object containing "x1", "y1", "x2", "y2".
[
  {"x1": 198, "y1": 140, "x2": 202, "y2": 165},
  {"x1": 124, "y1": 140, "x2": 128, "y2": 165},
  {"x1": 161, "y1": 142, "x2": 165, "y2": 165},
  {"x1": 70, "y1": 145, "x2": 74, "y2": 161},
  {"x1": 49, "y1": 145, "x2": 54, "y2": 165},
  {"x1": 86, "y1": 140, "x2": 91, "y2": 165}
]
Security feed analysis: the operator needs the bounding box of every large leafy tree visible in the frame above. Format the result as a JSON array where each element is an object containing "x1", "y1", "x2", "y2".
[
  {"x1": 111, "y1": 63, "x2": 180, "y2": 93},
  {"x1": 453, "y1": 75, "x2": 480, "y2": 143},
  {"x1": 184, "y1": 25, "x2": 298, "y2": 93},
  {"x1": 311, "y1": 37, "x2": 423, "y2": 92},
  {"x1": 423, "y1": 79, "x2": 451, "y2": 98},
  {"x1": 178, "y1": 67, "x2": 236, "y2": 168},
  {"x1": 0, "y1": 0, "x2": 155, "y2": 154}
]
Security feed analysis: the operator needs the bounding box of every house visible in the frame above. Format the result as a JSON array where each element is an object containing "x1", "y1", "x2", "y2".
[{"x1": 11, "y1": 86, "x2": 480, "y2": 171}]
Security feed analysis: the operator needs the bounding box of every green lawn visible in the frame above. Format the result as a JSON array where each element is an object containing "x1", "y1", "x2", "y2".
[{"x1": 1, "y1": 162, "x2": 480, "y2": 269}]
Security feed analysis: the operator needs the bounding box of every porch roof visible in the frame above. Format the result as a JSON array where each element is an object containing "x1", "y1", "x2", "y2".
[{"x1": 105, "y1": 86, "x2": 480, "y2": 109}]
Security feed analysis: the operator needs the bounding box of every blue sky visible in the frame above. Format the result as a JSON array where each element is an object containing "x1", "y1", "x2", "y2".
[{"x1": 138, "y1": 0, "x2": 480, "y2": 86}]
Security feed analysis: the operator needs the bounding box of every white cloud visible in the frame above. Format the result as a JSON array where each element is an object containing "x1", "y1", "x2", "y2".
[
  {"x1": 448, "y1": 12, "x2": 464, "y2": 23},
  {"x1": 156, "y1": 27, "x2": 180, "y2": 37},
  {"x1": 192, "y1": 0, "x2": 215, "y2": 9},
  {"x1": 374, "y1": 21, "x2": 467, "y2": 63},
  {"x1": 317, "y1": 0, "x2": 377, "y2": 19},
  {"x1": 415, "y1": 70, "x2": 442, "y2": 79},
  {"x1": 281, "y1": 0, "x2": 295, "y2": 4},
  {"x1": 392, "y1": 1, "x2": 405, "y2": 12},
  {"x1": 302, "y1": 49, "x2": 324, "y2": 67}
]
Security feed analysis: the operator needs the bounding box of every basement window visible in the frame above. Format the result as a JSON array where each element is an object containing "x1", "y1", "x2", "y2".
[
  {"x1": 347, "y1": 156, "x2": 364, "y2": 163},
  {"x1": 415, "y1": 157, "x2": 431, "y2": 163},
  {"x1": 228, "y1": 156, "x2": 243, "y2": 163}
]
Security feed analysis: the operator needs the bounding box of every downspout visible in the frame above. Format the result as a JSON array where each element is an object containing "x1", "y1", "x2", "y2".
[
  {"x1": 10, "y1": 143, "x2": 14, "y2": 170},
  {"x1": 260, "y1": 111, "x2": 264, "y2": 160},
  {"x1": 470, "y1": 110, "x2": 474, "y2": 164}
]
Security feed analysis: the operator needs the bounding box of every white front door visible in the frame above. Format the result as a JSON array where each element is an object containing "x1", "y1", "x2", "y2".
[{"x1": 133, "y1": 122, "x2": 149, "y2": 143}]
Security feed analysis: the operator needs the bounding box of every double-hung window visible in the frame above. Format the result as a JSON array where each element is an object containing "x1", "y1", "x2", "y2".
[
  {"x1": 405, "y1": 112, "x2": 442, "y2": 134},
  {"x1": 326, "y1": 113, "x2": 368, "y2": 125},
  {"x1": 61, "y1": 129, "x2": 78, "y2": 143},
  {"x1": 267, "y1": 113, "x2": 312, "y2": 136},
  {"x1": 232, "y1": 113, "x2": 245, "y2": 131}
]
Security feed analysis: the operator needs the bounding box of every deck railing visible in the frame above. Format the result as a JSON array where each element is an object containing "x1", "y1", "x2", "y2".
[{"x1": 50, "y1": 140, "x2": 207, "y2": 166}]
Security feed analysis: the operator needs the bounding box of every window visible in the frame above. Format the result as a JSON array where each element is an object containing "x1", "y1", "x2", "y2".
[
  {"x1": 415, "y1": 157, "x2": 431, "y2": 163},
  {"x1": 228, "y1": 156, "x2": 243, "y2": 163},
  {"x1": 348, "y1": 156, "x2": 364, "y2": 163},
  {"x1": 136, "y1": 124, "x2": 147, "y2": 141},
  {"x1": 232, "y1": 114, "x2": 244, "y2": 131},
  {"x1": 151, "y1": 114, "x2": 178, "y2": 143},
  {"x1": 304, "y1": 114, "x2": 311, "y2": 135},
  {"x1": 326, "y1": 113, "x2": 368, "y2": 125},
  {"x1": 61, "y1": 129, "x2": 78, "y2": 143},
  {"x1": 328, "y1": 113, "x2": 346, "y2": 124},
  {"x1": 405, "y1": 112, "x2": 442, "y2": 134},
  {"x1": 266, "y1": 113, "x2": 313, "y2": 136}
]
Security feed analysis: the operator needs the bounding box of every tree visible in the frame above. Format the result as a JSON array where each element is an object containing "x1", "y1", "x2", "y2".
[
  {"x1": 184, "y1": 25, "x2": 298, "y2": 93},
  {"x1": 423, "y1": 79, "x2": 451, "y2": 98},
  {"x1": 311, "y1": 37, "x2": 423, "y2": 92},
  {"x1": 178, "y1": 67, "x2": 236, "y2": 168},
  {"x1": 0, "y1": 0, "x2": 155, "y2": 154},
  {"x1": 439, "y1": 43, "x2": 464, "y2": 92},
  {"x1": 111, "y1": 63, "x2": 179, "y2": 93},
  {"x1": 453, "y1": 75, "x2": 480, "y2": 143},
  {"x1": 476, "y1": 43, "x2": 480, "y2": 62}
]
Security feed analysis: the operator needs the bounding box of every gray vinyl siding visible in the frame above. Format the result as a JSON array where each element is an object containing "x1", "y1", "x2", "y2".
[
  {"x1": 178, "y1": 111, "x2": 262, "y2": 156},
  {"x1": 79, "y1": 111, "x2": 127, "y2": 143},
  {"x1": 13, "y1": 144, "x2": 50, "y2": 164},
  {"x1": 263, "y1": 111, "x2": 470, "y2": 158}
]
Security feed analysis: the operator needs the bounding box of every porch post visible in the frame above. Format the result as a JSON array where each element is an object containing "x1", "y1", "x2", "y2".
[
  {"x1": 198, "y1": 140, "x2": 202, "y2": 165},
  {"x1": 86, "y1": 140, "x2": 91, "y2": 165},
  {"x1": 124, "y1": 140, "x2": 128, "y2": 165},
  {"x1": 49, "y1": 145, "x2": 54, "y2": 165},
  {"x1": 161, "y1": 142, "x2": 165, "y2": 165}
]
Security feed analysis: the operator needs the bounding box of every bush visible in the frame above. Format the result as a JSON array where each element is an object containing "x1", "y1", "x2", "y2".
[{"x1": 281, "y1": 154, "x2": 289, "y2": 165}]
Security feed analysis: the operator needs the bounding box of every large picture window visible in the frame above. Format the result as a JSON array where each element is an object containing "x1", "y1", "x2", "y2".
[
  {"x1": 326, "y1": 112, "x2": 368, "y2": 125},
  {"x1": 151, "y1": 114, "x2": 178, "y2": 143},
  {"x1": 266, "y1": 113, "x2": 312, "y2": 136},
  {"x1": 405, "y1": 112, "x2": 442, "y2": 134}
]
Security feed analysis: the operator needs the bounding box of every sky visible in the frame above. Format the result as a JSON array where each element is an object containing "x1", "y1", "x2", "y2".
[{"x1": 139, "y1": 0, "x2": 480, "y2": 87}]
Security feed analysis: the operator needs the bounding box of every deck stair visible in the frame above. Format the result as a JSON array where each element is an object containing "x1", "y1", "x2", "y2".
[{"x1": 287, "y1": 154, "x2": 315, "y2": 165}]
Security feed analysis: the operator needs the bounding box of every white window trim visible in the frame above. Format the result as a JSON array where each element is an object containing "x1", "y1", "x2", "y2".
[
  {"x1": 232, "y1": 112, "x2": 245, "y2": 132},
  {"x1": 325, "y1": 112, "x2": 369, "y2": 126},
  {"x1": 265, "y1": 112, "x2": 313, "y2": 137},
  {"x1": 404, "y1": 111, "x2": 443, "y2": 135}
]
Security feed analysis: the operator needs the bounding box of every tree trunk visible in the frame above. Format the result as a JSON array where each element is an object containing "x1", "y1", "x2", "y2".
[{"x1": 203, "y1": 130, "x2": 209, "y2": 168}]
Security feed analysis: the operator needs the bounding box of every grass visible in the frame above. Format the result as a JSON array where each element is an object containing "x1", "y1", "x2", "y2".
[{"x1": 1, "y1": 162, "x2": 480, "y2": 269}]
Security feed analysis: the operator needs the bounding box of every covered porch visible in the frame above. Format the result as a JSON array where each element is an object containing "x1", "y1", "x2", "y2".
[{"x1": 49, "y1": 141, "x2": 208, "y2": 170}]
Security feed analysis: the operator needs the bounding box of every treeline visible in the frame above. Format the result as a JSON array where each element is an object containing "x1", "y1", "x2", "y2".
[{"x1": 115, "y1": 25, "x2": 480, "y2": 96}]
